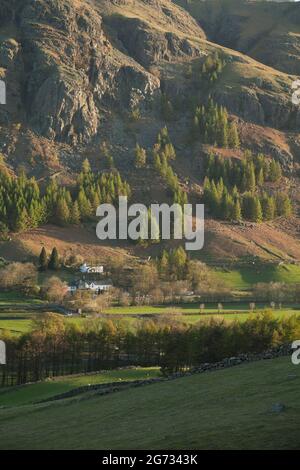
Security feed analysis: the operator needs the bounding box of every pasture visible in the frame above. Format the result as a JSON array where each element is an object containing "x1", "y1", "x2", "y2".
[
  {"x1": 0, "y1": 356, "x2": 299, "y2": 449},
  {"x1": 1, "y1": 305, "x2": 300, "y2": 334},
  {"x1": 0, "y1": 367, "x2": 160, "y2": 407},
  {"x1": 214, "y1": 264, "x2": 300, "y2": 289}
]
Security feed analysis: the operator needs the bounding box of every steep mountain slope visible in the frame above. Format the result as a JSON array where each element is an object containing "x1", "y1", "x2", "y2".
[
  {"x1": 0, "y1": 1, "x2": 298, "y2": 155},
  {"x1": 0, "y1": 0, "x2": 299, "y2": 263},
  {"x1": 175, "y1": 0, "x2": 300, "y2": 75}
]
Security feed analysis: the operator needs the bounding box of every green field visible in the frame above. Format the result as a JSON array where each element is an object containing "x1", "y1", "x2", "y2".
[
  {"x1": 0, "y1": 291, "x2": 43, "y2": 305},
  {"x1": 0, "y1": 356, "x2": 299, "y2": 449},
  {"x1": 1, "y1": 307, "x2": 300, "y2": 334},
  {"x1": 0, "y1": 319, "x2": 33, "y2": 333},
  {"x1": 214, "y1": 264, "x2": 300, "y2": 290},
  {"x1": 180, "y1": 309, "x2": 300, "y2": 324},
  {"x1": 1, "y1": 261, "x2": 300, "y2": 335},
  {"x1": 0, "y1": 367, "x2": 160, "y2": 407}
]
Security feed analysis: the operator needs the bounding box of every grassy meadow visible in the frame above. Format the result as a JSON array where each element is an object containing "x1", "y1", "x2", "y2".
[
  {"x1": 0, "y1": 356, "x2": 299, "y2": 449},
  {"x1": 214, "y1": 264, "x2": 300, "y2": 290},
  {"x1": 0, "y1": 367, "x2": 160, "y2": 407},
  {"x1": 1, "y1": 306, "x2": 300, "y2": 335}
]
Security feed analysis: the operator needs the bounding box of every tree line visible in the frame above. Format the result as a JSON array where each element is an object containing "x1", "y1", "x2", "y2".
[
  {"x1": 193, "y1": 99, "x2": 240, "y2": 148},
  {"x1": 205, "y1": 152, "x2": 282, "y2": 190},
  {"x1": 0, "y1": 161, "x2": 131, "y2": 233},
  {"x1": 203, "y1": 152, "x2": 292, "y2": 222},
  {"x1": 1, "y1": 310, "x2": 299, "y2": 386},
  {"x1": 152, "y1": 127, "x2": 188, "y2": 206}
]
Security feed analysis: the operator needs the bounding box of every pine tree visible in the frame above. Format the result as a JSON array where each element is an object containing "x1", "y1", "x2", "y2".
[
  {"x1": 219, "y1": 122, "x2": 228, "y2": 148},
  {"x1": 135, "y1": 144, "x2": 147, "y2": 168},
  {"x1": 56, "y1": 197, "x2": 70, "y2": 226},
  {"x1": 261, "y1": 193, "x2": 275, "y2": 221},
  {"x1": 169, "y1": 247, "x2": 187, "y2": 279},
  {"x1": 48, "y1": 247, "x2": 60, "y2": 270},
  {"x1": 242, "y1": 162, "x2": 256, "y2": 192},
  {"x1": 154, "y1": 153, "x2": 161, "y2": 171},
  {"x1": 82, "y1": 158, "x2": 91, "y2": 174},
  {"x1": 210, "y1": 180, "x2": 220, "y2": 215},
  {"x1": 242, "y1": 193, "x2": 262, "y2": 222},
  {"x1": 14, "y1": 207, "x2": 29, "y2": 232},
  {"x1": 70, "y1": 201, "x2": 81, "y2": 225},
  {"x1": 90, "y1": 191, "x2": 100, "y2": 212},
  {"x1": 228, "y1": 122, "x2": 240, "y2": 148},
  {"x1": 275, "y1": 193, "x2": 292, "y2": 217},
  {"x1": 269, "y1": 159, "x2": 282, "y2": 182},
  {"x1": 77, "y1": 188, "x2": 92, "y2": 219},
  {"x1": 257, "y1": 168, "x2": 264, "y2": 187},
  {"x1": 252, "y1": 196, "x2": 263, "y2": 223},
  {"x1": 232, "y1": 198, "x2": 242, "y2": 221},
  {"x1": 39, "y1": 247, "x2": 48, "y2": 271}
]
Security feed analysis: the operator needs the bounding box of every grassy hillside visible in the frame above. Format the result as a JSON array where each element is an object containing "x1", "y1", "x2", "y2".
[
  {"x1": 0, "y1": 367, "x2": 160, "y2": 407},
  {"x1": 215, "y1": 263, "x2": 300, "y2": 288},
  {"x1": 0, "y1": 356, "x2": 299, "y2": 449}
]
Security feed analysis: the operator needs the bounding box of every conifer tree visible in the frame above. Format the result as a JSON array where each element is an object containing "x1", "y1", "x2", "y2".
[
  {"x1": 219, "y1": 118, "x2": 228, "y2": 148},
  {"x1": 261, "y1": 194, "x2": 275, "y2": 220},
  {"x1": 39, "y1": 247, "x2": 48, "y2": 271},
  {"x1": 228, "y1": 122, "x2": 240, "y2": 148},
  {"x1": 14, "y1": 207, "x2": 29, "y2": 232},
  {"x1": 56, "y1": 197, "x2": 70, "y2": 226},
  {"x1": 48, "y1": 247, "x2": 60, "y2": 270},
  {"x1": 154, "y1": 153, "x2": 161, "y2": 171},
  {"x1": 70, "y1": 201, "x2": 81, "y2": 225},
  {"x1": 135, "y1": 144, "x2": 147, "y2": 168},
  {"x1": 269, "y1": 159, "x2": 282, "y2": 182},
  {"x1": 90, "y1": 191, "x2": 100, "y2": 212},
  {"x1": 232, "y1": 198, "x2": 242, "y2": 221},
  {"x1": 275, "y1": 193, "x2": 292, "y2": 217},
  {"x1": 242, "y1": 162, "x2": 256, "y2": 192},
  {"x1": 77, "y1": 188, "x2": 92, "y2": 219},
  {"x1": 82, "y1": 158, "x2": 91, "y2": 174},
  {"x1": 257, "y1": 168, "x2": 264, "y2": 186},
  {"x1": 169, "y1": 246, "x2": 187, "y2": 279},
  {"x1": 251, "y1": 196, "x2": 263, "y2": 223}
]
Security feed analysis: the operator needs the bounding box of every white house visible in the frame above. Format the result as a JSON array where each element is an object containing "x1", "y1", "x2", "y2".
[{"x1": 80, "y1": 263, "x2": 104, "y2": 274}]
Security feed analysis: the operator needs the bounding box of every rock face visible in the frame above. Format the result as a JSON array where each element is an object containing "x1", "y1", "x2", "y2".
[
  {"x1": 0, "y1": 0, "x2": 163, "y2": 144},
  {"x1": 105, "y1": 15, "x2": 203, "y2": 67},
  {"x1": 0, "y1": 0, "x2": 206, "y2": 145},
  {"x1": 20, "y1": 0, "x2": 104, "y2": 143},
  {"x1": 0, "y1": 0, "x2": 299, "y2": 160}
]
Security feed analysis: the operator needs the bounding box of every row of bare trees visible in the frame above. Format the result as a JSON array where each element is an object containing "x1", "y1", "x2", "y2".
[{"x1": 1, "y1": 311, "x2": 299, "y2": 387}]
